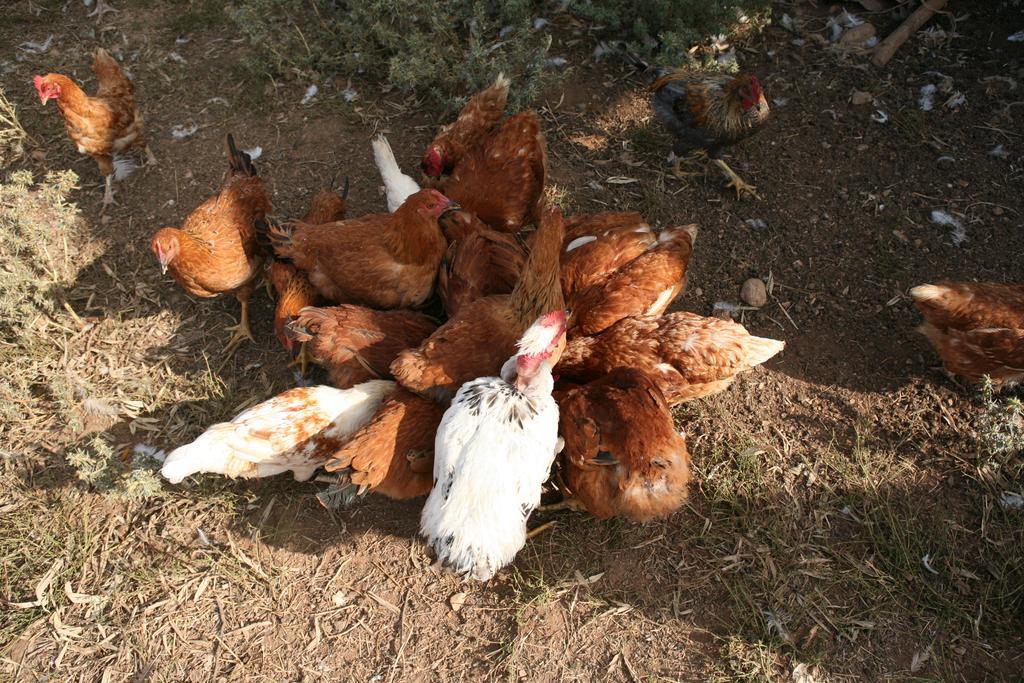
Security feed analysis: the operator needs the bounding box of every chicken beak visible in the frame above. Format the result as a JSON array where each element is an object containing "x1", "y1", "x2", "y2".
[{"x1": 160, "y1": 262, "x2": 168, "y2": 275}]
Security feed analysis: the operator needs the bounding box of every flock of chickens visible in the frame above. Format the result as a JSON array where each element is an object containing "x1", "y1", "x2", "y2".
[{"x1": 34, "y1": 49, "x2": 1024, "y2": 581}]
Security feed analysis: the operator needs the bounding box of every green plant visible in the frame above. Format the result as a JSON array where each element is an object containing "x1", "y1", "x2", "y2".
[
  {"x1": 0, "y1": 86, "x2": 29, "y2": 167},
  {"x1": 568, "y1": 0, "x2": 769, "y2": 64},
  {"x1": 977, "y1": 379, "x2": 1024, "y2": 456},
  {"x1": 228, "y1": 0, "x2": 554, "y2": 108},
  {"x1": 66, "y1": 437, "x2": 164, "y2": 501}
]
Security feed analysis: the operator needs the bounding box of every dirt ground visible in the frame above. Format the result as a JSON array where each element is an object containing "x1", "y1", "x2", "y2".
[{"x1": 2, "y1": 1, "x2": 1023, "y2": 681}]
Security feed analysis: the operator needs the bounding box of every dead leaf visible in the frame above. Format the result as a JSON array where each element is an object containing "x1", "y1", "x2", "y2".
[{"x1": 449, "y1": 592, "x2": 467, "y2": 612}]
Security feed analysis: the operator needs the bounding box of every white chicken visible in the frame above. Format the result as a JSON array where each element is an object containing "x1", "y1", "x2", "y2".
[
  {"x1": 161, "y1": 381, "x2": 395, "y2": 484},
  {"x1": 372, "y1": 134, "x2": 420, "y2": 212},
  {"x1": 420, "y1": 309, "x2": 568, "y2": 581}
]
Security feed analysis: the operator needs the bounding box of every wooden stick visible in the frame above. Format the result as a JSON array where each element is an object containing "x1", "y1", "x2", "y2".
[{"x1": 871, "y1": 0, "x2": 949, "y2": 67}]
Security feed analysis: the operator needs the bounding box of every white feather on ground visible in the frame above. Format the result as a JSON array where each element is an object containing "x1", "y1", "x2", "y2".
[
  {"x1": 112, "y1": 155, "x2": 137, "y2": 181},
  {"x1": 160, "y1": 381, "x2": 395, "y2": 484},
  {"x1": 372, "y1": 134, "x2": 420, "y2": 212}
]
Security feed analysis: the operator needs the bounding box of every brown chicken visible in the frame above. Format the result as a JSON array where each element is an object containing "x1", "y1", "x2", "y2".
[
  {"x1": 151, "y1": 135, "x2": 270, "y2": 352},
  {"x1": 437, "y1": 207, "x2": 491, "y2": 243},
  {"x1": 302, "y1": 176, "x2": 350, "y2": 225},
  {"x1": 268, "y1": 262, "x2": 321, "y2": 373},
  {"x1": 564, "y1": 212, "x2": 649, "y2": 243},
  {"x1": 268, "y1": 180, "x2": 351, "y2": 373},
  {"x1": 286, "y1": 305, "x2": 438, "y2": 389},
  {"x1": 439, "y1": 228, "x2": 528, "y2": 318},
  {"x1": 440, "y1": 112, "x2": 548, "y2": 232},
  {"x1": 391, "y1": 207, "x2": 565, "y2": 401},
  {"x1": 265, "y1": 188, "x2": 453, "y2": 309},
  {"x1": 647, "y1": 66, "x2": 770, "y2": 199},
  {"x1": 323, "y1": 388, "x2": 446, "y2": 500},
  {"x1": 35, "y1": 48, "x2": 155, "y2": 207},
  {"x1": 557, "y1": 312, "x2": 785, "y2": 405},
  {"x1": 911, "y1": 281, "x2": 1024, "y2": 386},
  {"x1": 569, "y1": 225, "x2": 697, "y2": 336},
  {"x1": 561, "y1": 214, "x2": 657, "y2": 302},
  {"x1": 422, "y1": 74, "x2": 510, "y2": 179},
  {"x1": 554, "y1": 369, "x2": 691, "y2": 522}
]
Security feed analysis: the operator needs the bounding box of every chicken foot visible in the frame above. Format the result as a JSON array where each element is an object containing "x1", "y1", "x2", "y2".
[
  {"x1": 144, "y1": 145, "x2": 158, "y2": 166},
  {"x1": 669, "y1": 150, "x2": 707, "y2": 179},
  {"x1": 88, "y1": 0, "x2": 119, "y2": 19},
  {"x1": 537, "y1": 497, "x2": 585, "y2": 514},
  {"x1": 224, "y1": 299, "x2": 256, "y2": 354},
  {"x1": 287, "y1": 341, "x2": 313, "y2": 376},
  {"x1": 712, "y1": 158, "x2": 760, "y2": 200}
]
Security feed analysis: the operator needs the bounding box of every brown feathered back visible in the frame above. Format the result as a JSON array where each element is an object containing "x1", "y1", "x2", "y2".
[
  {"x1": 441, "y1": 111, "x2": 548, "y2": 231},
  {"x1": 287, "y1": 305, "x2": 439, "y2": 389},
  {"x1": 439, "y1": 229, "x2": 528, "y2": 318},
  {"x1": 424, "y1": 74, "x2": 510, "y2": 176},
  {"x1": 324, "y1": 389, "x2": 445, "y2": 499},
  {"x1": 559, "y1": 368, "x2": 690, "y2": 522},
  {"x1": 911, "y1": 281, "x2": 1024, "y2": 385}
]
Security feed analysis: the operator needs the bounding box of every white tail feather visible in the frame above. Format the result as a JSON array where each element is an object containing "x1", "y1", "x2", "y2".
[
  {"x1": 909, "y1": 284, "x2": 945, "y2": 301},
  {"x1": 372, "y1": 134, "x2": 420, "y2": 212},
  {"x1": 743, "y1": 336, "x2": 785, "y2": 367},
  {"x1": 112, "y1": 155, "x2": 137, "y2": 181}
]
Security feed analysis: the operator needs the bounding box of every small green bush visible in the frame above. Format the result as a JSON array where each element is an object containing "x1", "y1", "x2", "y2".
[
  {"x1": 568, "y1": 0, "x2": 769, "y2": 64},
  {"x1": 66, "y1": 438, "x2": 164, "y2": 501},
  {"x1": 228, "y1": 0, "x2": 553, "y2": 108},
  {"x1": 0, "y1": 86, "x2": 28, "y2": 166},
  {"x1": 978, "y1": 379, "x2": 1024, "y2": 456}
]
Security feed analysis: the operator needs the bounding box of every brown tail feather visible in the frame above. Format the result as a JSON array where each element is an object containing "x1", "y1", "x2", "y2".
[{"x1": 225, "y1": 133, "x2": 257, "y2": 177}]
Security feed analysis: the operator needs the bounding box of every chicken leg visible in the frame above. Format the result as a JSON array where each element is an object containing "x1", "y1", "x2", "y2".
[
  {"x1": 287, "y1": 341, "x2": 313, "y2": 376},
  {"x1": 712, "y1": 158, "x2": 759, "y2": 200},
  {"x1": 144, "y1": 145, "x2": 158, "y2": 166},
  {"x1": 224, "y1": 299, "x2": 256, "y2": 354},
  {"x1": 538, "y1": 497, "x2": 585, "y2": 514},
  {"x1": 101, "y1": 174, "x2": 116, "y2": 209},
  {"x1": 88, "y1": 0, "x2": 119, "y2": 19},
  {"x1": 669, "y1": 150, "x2": 707, "y2": 179}
]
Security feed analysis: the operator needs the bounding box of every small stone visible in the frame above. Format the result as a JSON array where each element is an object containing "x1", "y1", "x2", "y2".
[
  {"x1": 839, "y1": 23, "x2": 876, "y2": 48},
  {"x1": 993, "y1": 206, "x2": 1004, "y2": 216},
  {"x1": 850, "y1": 90, "x2": 873, "y2": 106},
  {"x1": 31, "y1": 149, "x2": 46, "y2": 162},
  {"x1": 449, "y1": 592, "x2": 467, "y2": 612},
  {"x1": 331, "y1": 590, "x2": 349, "y2": 607},
  {"x1": 740, "y1": 278, "x2": 768, "y2": 308}
]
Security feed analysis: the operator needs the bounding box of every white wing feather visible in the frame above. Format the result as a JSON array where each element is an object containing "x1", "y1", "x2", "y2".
[
  {"x1": 420, "y1": 377, "x2": 559, "y2": 580},
  {"x1": 161, "y1": 381, "x2": 395, "y2": 484}
]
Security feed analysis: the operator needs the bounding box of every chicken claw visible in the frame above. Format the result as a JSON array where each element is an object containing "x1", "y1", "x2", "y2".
[
  {"x1": 88, "y1": 0, "x2": 119, "y2": 19},
  {"x1": 287, "y1": 341, "x2": 313, "y2": 376},
  {"x1": 669, "y1": 152, "x2": 705, "y2": 179},
  {"x1": 224, "y1": 301, "x2": 256, "y2": 354},
  {"x1": 713, "y1": 158, "x2": 760, "y2": 200}
]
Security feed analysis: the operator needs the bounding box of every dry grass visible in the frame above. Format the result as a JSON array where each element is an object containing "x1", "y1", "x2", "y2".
[
  {"x1": 0, "y1": 86, "x2": 29, "y2": 167},
  {"x1": 1, "y1": 1, "x2": 1023, "y2": 680}
]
